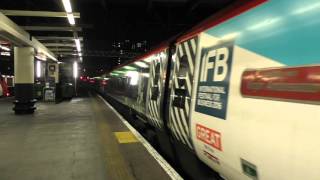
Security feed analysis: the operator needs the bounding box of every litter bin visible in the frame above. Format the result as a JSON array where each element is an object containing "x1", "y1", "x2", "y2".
[{"x1": 61, "y1": 83, "x2": 74, "y2": 99}]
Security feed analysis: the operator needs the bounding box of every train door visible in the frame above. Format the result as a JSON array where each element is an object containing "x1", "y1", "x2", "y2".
[
  {"x1": 166, "y1": 36, "x2": 220, "y2": 179},
  {"x1": 145, "y1": 50, "x2": 168, "y2": 129},
  {"x1": 167, "y1": 36, "x2": 199, "y2": 150},
  {"x1": 135, "y1": 69, "x2": 148, "y2": 114}
]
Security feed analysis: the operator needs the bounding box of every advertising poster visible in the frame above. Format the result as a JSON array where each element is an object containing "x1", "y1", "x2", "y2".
[{"x1": 195, "y1": 41, "x2": 234, "y2": 120}]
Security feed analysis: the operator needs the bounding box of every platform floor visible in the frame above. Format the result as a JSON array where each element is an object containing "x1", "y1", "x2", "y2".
[{"x1": 0, "y1": 95, "x2": 173, "y2": 180}]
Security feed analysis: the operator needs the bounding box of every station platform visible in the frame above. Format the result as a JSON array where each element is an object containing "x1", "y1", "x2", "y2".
[{"x1": 0, "y1": 94, "x2": 180, "y2": 180}]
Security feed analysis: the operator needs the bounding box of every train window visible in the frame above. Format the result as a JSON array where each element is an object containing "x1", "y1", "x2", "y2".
[
  {"x1": 241, "y1": 66, "x2": 320, "y2": 102},
  {"x1": 151, "y1": 86, "x2": 159, "y2": 100},
  {"x1": 177, "y1": 55, "x2": 188, "y2": 89},
  {"x1": 175, "y1": 88, "x2": 186, "y2": 96},
  {"x1": 173, "y1": 97, "x2": 185, "y2": 108},
  {"x1": 6, "y1": 78, "x2": 13, "y2": 87},
  {"x1": 153, "y1": 63, "x2": 160, "y2": 85},
  {"x1": 173, "y1": 88, "x2": 186, "y2": 108},
  {"x1": 178, "y1": 78, "x2": 185, "y2": 87}
]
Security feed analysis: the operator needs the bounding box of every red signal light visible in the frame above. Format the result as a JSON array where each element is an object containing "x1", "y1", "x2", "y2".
[{"x1": 102, "y1": 80, "x2": 107, "y2": 86}]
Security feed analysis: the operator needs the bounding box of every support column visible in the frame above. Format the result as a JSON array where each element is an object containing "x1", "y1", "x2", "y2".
[{"x1": 13, "y1": 47, "x2": 37, "y2": 114}]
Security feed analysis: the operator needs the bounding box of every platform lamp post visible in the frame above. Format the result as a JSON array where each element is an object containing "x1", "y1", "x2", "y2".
[{"x1": 73, "y1": 61, "x2": 78, "y2": 97}]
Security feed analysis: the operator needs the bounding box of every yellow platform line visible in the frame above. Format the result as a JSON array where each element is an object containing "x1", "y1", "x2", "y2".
[
  {"x1": 114, "y1": 131, "x2": 139, "y2": 144},
  {"x1": 98, "y1": 95, "x2": 184, "y2": 180},
  {"x1": 91, "y1": 96, "x2": 135, "y2": 180}
]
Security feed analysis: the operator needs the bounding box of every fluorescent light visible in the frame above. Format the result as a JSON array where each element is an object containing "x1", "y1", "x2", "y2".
[
  {"x1": 67, "y1": 13, "x2": 75, "y2": 25},
  {"x1": 73, "y1": 61, "x2": 78, "y2": 78},
  {"x1": 78, "y1": 52, "x2": 82, "y2": 56},
  {"x1": 35, "y1": 54, "x2": 47, "y2": 61},
  {"x1": 74, "y1": 39, "x2": 81, "y2": 52},
  {"x1": 36, "y1": 61, "x2": 41, "y2": 78},
  {"x1": 62, "y1": 0, "x2": 72, "y2": 13},
  {"x1": 134, "y1": 61, "x2": 148, "y2": 68},
  {"x1": 123, "y1": 66, "x2": 136, "y2": 70},
  {"x1": 110, "y1": 73, "x2": 119, "y2": 76},
  {"x1": 0, "y1": 52, "x2": 10, "y2": 56},
  {"x1": 0, "y1": 45, "x2": 10, "y2": 51},
  {"x1": 248, "y1": 18, "x2": 281, "y2": 31},
  {"x1": 113, "y1": 70, "x2": 125, "y2": 74}
]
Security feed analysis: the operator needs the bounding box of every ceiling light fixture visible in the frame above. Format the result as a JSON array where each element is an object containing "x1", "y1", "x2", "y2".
[
  {"x1": 35, "y1": 55, "x2": 47, "y2": 61},
  {"x1": 0, "y1": 52, "x2": 10, "y2": 56},
  {"x1": 73, "y1": 61, "x2": 78, "y2": 78},
  {"x1": 74, "y1": 39, "x2": 81, "y2": 52},
  {"x1": 62, "y1": 0, "x2": 72, "y2": 13},
  {"x1": 67, "y1": 13, "x2": 75, "y2": 25},
  {"x1": 123, "y1": 66, "x2": 136, "y2": 70},
  {"x1": 36, "y1": 61, "x2": 41, "y2": 78},
  {"x1": 0, "y1": 45, "x2": 10, "y2": 51}
]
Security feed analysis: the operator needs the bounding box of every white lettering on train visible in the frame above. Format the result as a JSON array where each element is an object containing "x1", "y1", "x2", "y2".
[
  {"x1": 196, "y1": 124, "x2": 222, "y2": 151},
  {"x1": 200, "y1": 47, "x2": 229, "y2": 82},
  {"x1": 199, "y1": 86, "x2": 226, "y2": 94}
]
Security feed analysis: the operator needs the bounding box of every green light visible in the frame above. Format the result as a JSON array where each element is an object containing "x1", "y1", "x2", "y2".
[
  {"x1": 113, "y1": 70, "x2": 126, "y2": 74},
  {"x1": 123, "y1": 66, "x2": 136, "y2": 70},
  {"x1": 109, "y1": 72, "x2": 118, "y2": 76}
]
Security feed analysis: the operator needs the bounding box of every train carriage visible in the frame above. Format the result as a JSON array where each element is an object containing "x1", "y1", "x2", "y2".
[
  {"x1": 96, "y1": 0, "x2": 320, "y2": 179},
  {"x1": 0, "y1": 74, "x2": 10, "y2": 97}
]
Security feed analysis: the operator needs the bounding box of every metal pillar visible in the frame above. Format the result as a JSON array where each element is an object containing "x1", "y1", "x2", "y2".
[{"x1": 13, "y1": 47, "x2": 37, "y2": 114}]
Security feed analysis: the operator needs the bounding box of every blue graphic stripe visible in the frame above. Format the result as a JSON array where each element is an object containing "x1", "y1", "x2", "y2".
[{"x1": 205, "y1": 0, "x2": 320, "y2": 66}]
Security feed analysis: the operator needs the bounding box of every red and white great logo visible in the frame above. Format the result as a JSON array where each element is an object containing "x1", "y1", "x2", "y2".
[{"x1": 196, "y1": 124, "x2": 222, "y2": 151}]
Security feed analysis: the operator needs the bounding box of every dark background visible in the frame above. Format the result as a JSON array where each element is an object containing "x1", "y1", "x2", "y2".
[{"x1": 0, "y1": 0, "x2": 236, "y2": 76}]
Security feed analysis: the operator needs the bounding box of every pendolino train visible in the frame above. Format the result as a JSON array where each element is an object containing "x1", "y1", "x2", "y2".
[{"x1": 91, "y1": 1, "x2": 320, "y2": 179}]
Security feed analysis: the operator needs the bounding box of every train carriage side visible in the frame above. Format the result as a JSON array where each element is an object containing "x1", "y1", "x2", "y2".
[
  {"x1": 104, "y1": 44, "x2": 221, "y2": 179},
  {"x1": 188, "y1": 0, "x2": 320, "y2": 180},
  {"x1": 104, "y1": 47, "x2": 180, "y2": 162},
  {"x1": 100, "y1": 0, "x2": 320, "y2": 179}
]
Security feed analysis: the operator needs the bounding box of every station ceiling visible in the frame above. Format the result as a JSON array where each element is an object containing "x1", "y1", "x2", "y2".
[{"x1": 0, "y1": 0, "x2": 235, "y2": 76}]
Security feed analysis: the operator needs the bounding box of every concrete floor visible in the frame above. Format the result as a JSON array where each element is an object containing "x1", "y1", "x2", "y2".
[{"x1": 0, "y1": 95, "x2": 172, "y2": 180}]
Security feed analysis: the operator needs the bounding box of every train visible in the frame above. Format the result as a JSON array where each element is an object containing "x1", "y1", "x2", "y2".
[
  {"x1": 0, "y1": 74, "x2": 12, "y2": 97},
  {"x1": 91, "y1": 1, "x2": 320, "y2": 179}
]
